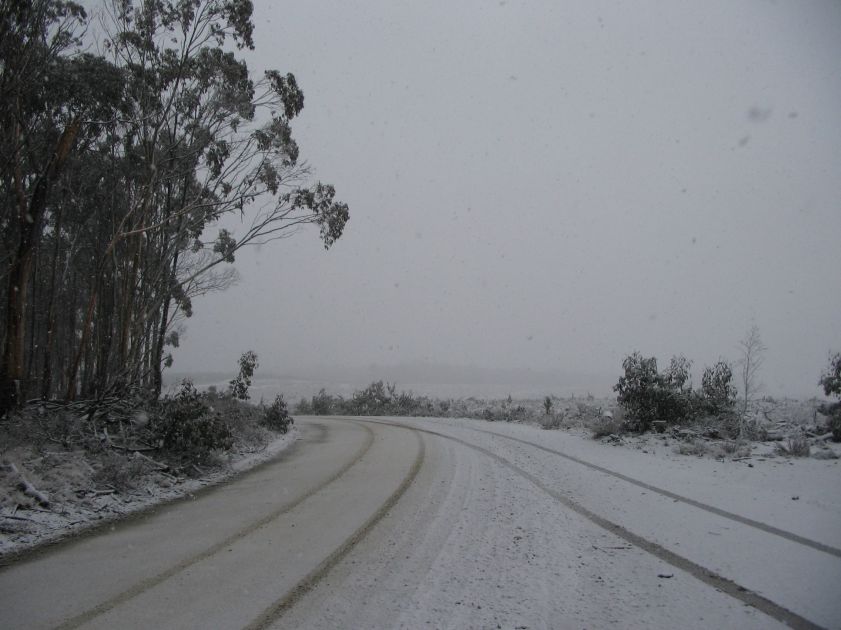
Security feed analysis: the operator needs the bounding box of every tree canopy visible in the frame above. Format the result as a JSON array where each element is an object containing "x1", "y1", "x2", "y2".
[{"x1": 0, "y1": 0, "x2": 349, "y2": 411}]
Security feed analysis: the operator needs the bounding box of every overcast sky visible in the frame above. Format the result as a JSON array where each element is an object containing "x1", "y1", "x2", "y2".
[{"x1": 173, "y1": 0, "x2": 841, "y2": 397}]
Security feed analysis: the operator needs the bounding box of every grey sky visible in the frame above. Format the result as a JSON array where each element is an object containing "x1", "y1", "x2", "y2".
[{"x1": 174, "y1": 0, "x2": 841, "y2": 397}]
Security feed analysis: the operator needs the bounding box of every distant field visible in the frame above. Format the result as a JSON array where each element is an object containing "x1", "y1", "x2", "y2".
[{"x1": 164, "y1": 374, "x2": 613, "y2": 402}]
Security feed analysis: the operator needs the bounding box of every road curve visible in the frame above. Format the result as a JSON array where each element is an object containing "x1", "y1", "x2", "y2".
[
  {"x1": 0, "y1": 418, "x2": 422, "y2": 629},
  {"x1": 1, "y1": 415, "x2": 838, "y2": 629}
]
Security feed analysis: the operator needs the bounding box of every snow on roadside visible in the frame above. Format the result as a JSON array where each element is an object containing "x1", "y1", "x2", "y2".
[
  {"x1": 0, "y1": 428, "x2": 298, "y2": 562},
  {"x1": 395, "y1": 415, "x2": 841, "y2": 567}
]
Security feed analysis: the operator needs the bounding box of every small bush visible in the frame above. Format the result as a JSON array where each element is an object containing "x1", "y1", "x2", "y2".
[
  {"x1": 819, "y1": 354, "x2": 841, "y2": 442},
  {"x1": 819, "y1": 353, "x2": 841, "y2": 398},
  {"x1": 614, "y1": 353, "x2": 696, "y2": 432},
  {"x1": 828, "y1": 409, "x2": 841, "y2": 443},
  {"x1": 541, "y1": 412, "x2": 564, "y2": 430},
  {"x1": 263, "y1": 395, "x2": 293, "y2": 433},
  {"x1": 702, "y1": 360, "x2": 737, "y2": 413},
  {"x1": 229, "y1": 351, "x2": 259, "y2": 400},
  {"x1": 310, "y1": 388, "x2": 336, "y2": 415},
  {"x1": 151, "y1": 381, "x2": 233, "y2": 463},
  {"x1": 674, "y1": 440, "x2": 709, "y2": 456},
  {"x1": 709, "y1": 440, "x2": 751, "y2": 459},
  {"x1": 775, "y1": 436, "x2": 811, "y2": 458},
  {"x1": 93, "y1": 451, "x2": 149, "y2": 491},
  {"x1": 591, "y1": 417, "x2": 625, "y2": 438}
]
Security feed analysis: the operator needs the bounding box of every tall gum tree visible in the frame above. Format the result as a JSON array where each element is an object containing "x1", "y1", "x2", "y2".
[
  {"x1": 0, "y1": 0, "x2": 349, "y2": 411},
  {"x1": 0, "y1": 1, "x2": 126, "y2": 410}
]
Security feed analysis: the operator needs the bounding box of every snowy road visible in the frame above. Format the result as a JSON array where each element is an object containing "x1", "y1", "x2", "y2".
[{"x1": 1, "y1": 416, "x2": 839, "y2": 629}]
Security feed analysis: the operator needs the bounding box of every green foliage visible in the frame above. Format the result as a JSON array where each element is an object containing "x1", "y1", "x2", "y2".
[
  {"x1": 614, "y1": 352, "x2": 697, "y2": 432},
  {"x1": 347, "y1": 380, "x2": 392, "y2": 415},
  {"x1": 828, "y1": 410, "x2": 841, "y2": 443},
  {"x1": 701, "y1": 360, "x2": 737, "y2": 413},
  {"x1": 819, "y1": 353, "x2": 841, "y2": 442},
  {"x1": 819, "y1": 353, "x2": 841, "y2": 398},
  {"x1": 229, "y1": 350, "x2": 258, "y2": 400},
  {"x1": 152, "y1": 381, "x2": 233, "y2": 462},
  {"x1": 543, "y1": 396, "x2": 553, "y2": 415},
  {"x1": 309, "y1": 388, "x2": 337, "y2": 415},
  {"x1": 262, "y1": 395, "x2": 293, "y2": 433},
  {"x1": 0, "y1": 0, "x2": 349, "y2": 408}
]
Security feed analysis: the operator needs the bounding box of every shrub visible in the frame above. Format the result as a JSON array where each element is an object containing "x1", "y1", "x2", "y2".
[
  {"x1": 152, "y1": 381, "x2": 233, "y2": 462},
  {"x1": 349, "y1": 380, "x2": 392, "y2": 415},
  {"x1": 541, "y1": 412, "x2": 564, "y2": 430},
  {"x1": 229, "y1": 350, "x2": 259, "y2": 400},
  {"x1": 674, "y1": 440, "x2": 709, "y2": 456},
  {"x1": 93, "y1": 451, "x2": 149, "y2": 490},
  {"x1": 819, "y1": 353, "x2": 841, "y2": 397},
  {"x1": 591, "y1": 416, "x2": 625, "y2": 438},
  {"x1": 263, "y1": 395, "x2": 293, "y2": 433},
  {"x1": 295, "y1": 397, "x2": 312, "y2": 414},
  {"x1": 310, "y1": 388, "x2": 336, "y2": 415},
  {"x1": 702, "y1": 360, "x2": 737, "y2": 413},
  {"x1": 819, "y1": 354, "x2": 841, "y2": 442},
  {"x1": 775, "y1": 436, "x2": 811, "y2": 458},
  {"x1": 828, "y1": 409, "x2": 841, "y2": 443},
  {"x1": 614, "y1": 353, "x2": 696, "y2": 432}
]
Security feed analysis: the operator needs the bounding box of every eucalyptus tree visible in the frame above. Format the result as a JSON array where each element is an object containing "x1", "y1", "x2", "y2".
[
  {"x1": 0, "y1": 0, "x2": 127, "y2": 409},
  {"x1": 0, "y1": 0, "x2": 349, "y2": 410},
  {"x1": 81, "y1": 0, "x2": 349, "y2": 398}
]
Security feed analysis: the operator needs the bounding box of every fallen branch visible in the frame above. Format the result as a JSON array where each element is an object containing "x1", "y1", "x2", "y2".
[
  {"x1": 8, "y1": 463, "x2": 50, "y2": 508},
  {"x1": 1, "y1": 513, "x2": 39, "y2": 524},
  {"x1": 134, "y1": 451, "x2": 169, "y2": 471}
]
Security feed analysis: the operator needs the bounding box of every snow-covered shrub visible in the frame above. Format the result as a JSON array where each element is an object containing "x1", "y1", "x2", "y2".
[
  {"x1": 541, "y1": 412, "x2": 564, "y2": 430},
  {"x1": 309, "y1": 388, "x2": 337, "y2": 415},
  {"x1": 348, "y1": 380, "x2": 393, "y2": 415},
  {"x1": 674, "y1": 440, "x2": 709, "y2": 456},
  {"x1": 820, "y1": 353, "x2": 841, "y2": 398},
  {"x1": 614, "y1": 353, "x2": 697, "y2": 432},
  {"x1": 93, "y1": 451, "x2": 149, "y2": 490},
  {"x1": 819, "y1": 353, "x2": 841, "y2": 442},
  {"x1": 775, "y1": 436, "x2": 810, "y2": 457},
  {"x1": 701, "y1": 360, "x2": 737, "y2": 413},
  {"x1": 591, "y1": 416, "x2": 624, "y2": 438},
  {"x1": 263, "y1": 395, "x2": 293, "y2": 433},
  {"x1": 229, "y1": 350, "x2": 259, "y2": 400},
  {"x1": 152, "y1": 381, "x2": 233, "y2": 463}
]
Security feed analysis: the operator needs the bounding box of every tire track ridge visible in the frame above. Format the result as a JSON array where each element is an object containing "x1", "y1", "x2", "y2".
[
  {"x1": 361, "y1": 419, "x2": 823, "y2": 630},
  {"x1": 54, "y1": 421, "x2": 376, "y2": 630},
  {"x1": 244, "y1": 428, "x2": 426, "y2": 630},
  {"x1": 433, "y1": 421, "x2": 841, "y2": 559}
]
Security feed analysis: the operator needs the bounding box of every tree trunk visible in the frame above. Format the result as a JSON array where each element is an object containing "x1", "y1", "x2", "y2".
[{"x1": 1, "y1": 119, "x2": 80, "y2": 413}]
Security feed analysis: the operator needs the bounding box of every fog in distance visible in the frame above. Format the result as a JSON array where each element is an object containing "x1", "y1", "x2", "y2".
[{"x1": 173, "y1": 0, "x2": 841, "y2": 398}]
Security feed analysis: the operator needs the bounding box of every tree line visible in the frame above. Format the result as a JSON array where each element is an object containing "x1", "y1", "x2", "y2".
[{"x1": 0, "y1": 0, "x2": 349, "y2": 412}]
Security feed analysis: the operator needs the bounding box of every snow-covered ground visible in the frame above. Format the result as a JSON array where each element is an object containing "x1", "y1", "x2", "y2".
[
  {"x1": 1, "y1": 415, "x2": 838, "y2": 629},
  {"x1": 0, "y1": 429, "x2": 297, "y2": 561},
  {"x1": 281, "y1": 416, "x2": 841, "y2": 629}
]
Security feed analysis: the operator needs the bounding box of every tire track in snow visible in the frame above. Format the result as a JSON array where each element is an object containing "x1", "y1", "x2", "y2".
[
  {"x1": 462, "y1": 424, "x2": 841, "y2": 559},
  {"x1": 243, "y1": 426, "x2": 426, "y2": 630},
  {"x1": 54, "y1": 421, "x2": 376, "y2": 630},
  {"x1": 360, "y1": 418, "x2": 823, "y2": 630}
]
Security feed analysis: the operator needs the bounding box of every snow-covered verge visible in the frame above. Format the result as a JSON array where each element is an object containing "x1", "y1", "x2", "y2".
[
  {"x1": 0, "y1": 419, "x2": 297, "y2": 563},
  {"x1": 281, "y1": 415, "x2": 841, "y2": 629}
]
